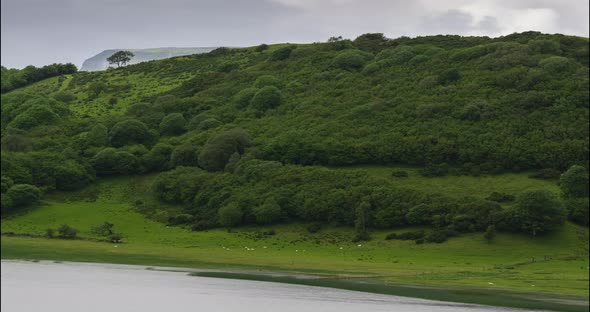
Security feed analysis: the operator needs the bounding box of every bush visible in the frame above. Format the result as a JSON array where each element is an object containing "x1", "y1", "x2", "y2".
[
  {"x1": 92, "y1": 148, "x2": 139, "y2": 175},
  {"x1": 46, "y1": 228, "x2": 55, "y2": 238},
  {"x1": 168, "y1": 214, "x2": 193, "y2": 225},
  {"x1": 109, "y1": 233, "x2": 123, "y2": 243},
  {"x1": 564, "y1": 198, "x2": 589, "y2": 226},
  {"x1": 253, "y1": 197, "x2": 282, "y2": 224},
  {"x1": 253, "y1": 75, "x2": 282, "y2": 88},
  {"x1": 511, "y1": 190, "x2": 566, "y2": 236},
  {"x1": 218, "y1": 202, "x2": 243, "y2": 227},
  {"x1": 250, "y1": 86, "x2": 282, "y2": 111},
  {"x1": 269, "y1": 46, "x2": 294, "y2": 61},
  {"x1": 1, "y1": 176, "x2": 14, "y2": 193},
  {"x1": 486, "y1": 192, "x2": 515, "y2": 202},
  {"x1": 332, "y1": 49, "x2": 373, "y2": 71},
  {"x1": 91, "y1": 222, "x2": 114, "y2": 236},
  {"x1": 438, "y1": 68, "x2": 460, "y2": 85},
  {"x1": 425, "y1": 230, "x2": 448, "y2": 243},
  {"x1": 529, "y1": 168, "x2": 561, "y2": 180},
  {"x1": 385, "y1": 230, "x2": 425, "y2": 241},
  {"x1": 159, "y1": 113, "x2": 187, "y2": 136},
  {"x1": 57, "y1": 224, "x2": 78, "y2": 239},
  {"x1": 391, "y1": 170, "x2": 408, "y2": 178},
  {"x1": 255, "y1": 44, "x2": 269, "y2": 52},
  {"x1": 233, "y1": 88, "x2": 258, "y2": 108},
  {"x1": 198, "y1": 129, "x2": 251, "y2": 171},
  {"x1": 109, "y1": 119, "x2": 152, "y2": 147},
  {"x1": 352, "y1": 231, "x2": 371, "y2": 242},
  {"x1": 559, "y1": 165, "x2": 589, "y2": 198},
  {"x1": 306, "y1": 222, "x2": 322, "y2": 233},
  {"x1": 6, "y1": 184, "x2": 41, "y2": 208}
]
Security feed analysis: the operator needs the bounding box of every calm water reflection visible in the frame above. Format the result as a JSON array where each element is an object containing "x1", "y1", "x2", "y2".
[{"x1": 1, "y1": 261, "x2": 536, "y2": 312}]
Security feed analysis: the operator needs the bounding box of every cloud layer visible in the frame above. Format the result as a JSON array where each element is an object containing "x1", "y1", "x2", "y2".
[{"x1": 1, "y1": 0, "x2": 588, "y2": 68}]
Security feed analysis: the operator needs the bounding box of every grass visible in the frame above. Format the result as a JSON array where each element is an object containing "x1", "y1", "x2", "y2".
[{"x1": 1, "y1": 170, "x2": 588, "y2": 311}]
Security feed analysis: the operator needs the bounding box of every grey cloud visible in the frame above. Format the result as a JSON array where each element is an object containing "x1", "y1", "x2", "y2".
[{"x1": 1, "y1": 0, "x2": 588, "y2": 68}]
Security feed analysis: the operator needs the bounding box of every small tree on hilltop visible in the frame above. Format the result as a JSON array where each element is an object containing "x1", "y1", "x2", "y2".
[{"x1": 107, "y1": 50, "x2": 135, "y2": 68}]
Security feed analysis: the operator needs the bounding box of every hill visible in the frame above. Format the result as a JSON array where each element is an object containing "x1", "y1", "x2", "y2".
[
  {"x1": 1, "y1": 31, "x2": 589, "y2": 308},
  {"x1": 80, "y1": 47, "x2": 217, "y2": 71}
]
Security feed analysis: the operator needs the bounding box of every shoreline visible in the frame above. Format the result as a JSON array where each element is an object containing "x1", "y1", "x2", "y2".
[{"x1": 2, "y1": 258, "x2": 588, "y2": 312}]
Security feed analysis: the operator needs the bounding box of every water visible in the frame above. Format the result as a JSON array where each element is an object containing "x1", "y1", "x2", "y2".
[{"x1": 1, "y1": 260, "x2": 534, "y2": 312}]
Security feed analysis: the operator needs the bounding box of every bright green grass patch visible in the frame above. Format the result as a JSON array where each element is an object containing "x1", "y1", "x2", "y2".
[{"x1": 329, "y1": 165, "x2": 560, "y2": 201}]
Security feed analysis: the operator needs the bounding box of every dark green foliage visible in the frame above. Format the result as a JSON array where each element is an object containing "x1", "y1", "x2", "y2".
[
  {"x1": 391, "y1": 170, "x2": 408, "y2": 178},
  {"x1": 218, "y1": 202, "x2": 242, "y2": 227},
  {"x1": 255, "y1": 44, "x2": 269, "y2": 52},
  {"x1": 57, "y1": 224, "x2": 78, "y2": 239},
  {"x1": 152, "y1": 166, "x2": 207, "y2": 204},
  {"x1": 564, "y1": 198, "x2": 589, "y2": 226},
  {"x1": 250, "y1": 86, "x2": 282, "y2": 111},
  {"x1": 109, "y1": 119, "x2": 152, "y2": 147},
  {"x1": 528, "y1": 168, "x2": 562, "y2": 180},
  {"x1": 170, "y1": 144, "x2": 198, "y2": 167},
  {"x1": 484, "y1": 225, "x2": 497, "y2": 243},
  {"x1": 486, "y1": 192, "x2": 515, "y2": 203},
  {"x1": 233, "y1": 88, "x2": 258, "y2": 108},
  {"x1": 332, "y1": 49, "x2": 373, "y2": 71},
  {"x1": 1, "y1": 63, "x2": 77, "y2": 93},
  {"x1": 198, "y1": 129, "x2": 251, "y2": 171},
  {"x1": 126, "y1": 103, "x2": 151, "y2": 116},
  {"x1": 438, "y1": 68, "x2": 460, "y2": 85},
  {"x1": 269, "y1": 46, "x2": 294, "y2": 61},
  {"x1": 511, "y1": 190, "x2": 566, "y2": 236},
  {"x1": 92, "y1": 148, "x2": 139, "y2": 175},
  {"x1": 1, "y1": 176, "x2": 14, "y2": 193},
  {"x1": 253, "y1": 197, "x2": 281, "y2": 224},
  {"x1": 306, "y1": 222, "x2": 322, "y2": 233},
  {"x1": 559, "y1": 165, "x2": 589, "y2": 198},
  {"x1": 5, "y1": 184, "x2": 41, "y2": 208},
  {"x1": 385, "y1": 231, "x2": 425, "y2": 240},
  {"x1": 91, "y1": 222, "x2": 114, "y2": 236},
  {"x1": 142, "y1": 143, "x2": 173, "y2": 172},
  {"x1": 253, "y1": 75, "x2": 282, "y2": 88},
  {"x1": 425, "y1": 230, "x2": 449, "y2": 243},
  {"x1": 159, "y1": 113, "x2": 187, "y2": 136}
]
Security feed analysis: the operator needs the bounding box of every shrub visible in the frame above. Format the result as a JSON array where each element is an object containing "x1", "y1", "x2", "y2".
[
  {"x1": 1, "y1": 176, "x2": 14, "y2": 193},
  {"x1": 255, "y1": 44, "x2": 269, "y2": 52},
  {"x1": 352, "y1": 231, "x2": 371, "y2": 242},
  {"x1": 159, "y1": 113, "x2": 187, "y2": 136},
  {"x1": 57, "y1": 224, "x2": 78, "y2": 239},
  {"x1": 218, "y1": 202, "x2": 243, "y2": 227},
  {"x1": 269, "y1": 46, "x2": 294, "y2": 61},
  {"x1": 168, "y1": 214, "x2": 193, "y2": 225},
  {"x1": 253, "y1": 197, "x2": 282, "y2": 224},
  {"x1": 253, "y1": 75, "x2": 282, "y2": 88},
  {"x1": 233, "y1": 88, "x2": 258, "y2": 108},
  {"x1": 425, "y1": 230, "x2": 448, "y2": 243},
  {"x1": 306, "y1": 222, "x2": 322, "y2": 233},
  {"x1": 109, "y1": 119, "x2": 152, "y2": 147},
  {"x1": 484, "y1": 225, "x2": 496, "y2": 243},
  {"x1": 92, "y1": 148, "x2": 139, "y2": 175},
  {"x1": 438, "y1": 68, "x2": 460, "y2": 85},
  {"x1": 564, "y1": 198, "x2": 589, "y2": 226},
  {"x1": 559, "y1": 165, "x2": 589, "y2": 198},
  {"x1": 109, "y1": 233, "x2": 123, "y2": 243},
  {"x1": 91, "y1": 222, "x2": 114, "y2": 236},
  {"x1": 198, "y1": 129, "x2": 251, "y2": 172},
  {"x1": 6, "y1": 184, "x2": 41, "y2": 207},
  {"x1": 332, "y1": 49, "x2": 373, "y2": 71},
  {"x1": 46, "y1": 228, "x2": 55, "y2": 238},
  {"x1": 486, "y1": 192, "x2": 515, "y2": 202},
  {"x1": 391, "y1": 170, "x2": 408, "y2": 178},
  {"x1": 511, "y1": 190, "x2": 566, "y2": 236},
  {"x1": 528, "y1": 168, "x2": 561, "y2": 180},
  {"x1": 250, "y1": 86, "x2": 282, "y2": 111}
]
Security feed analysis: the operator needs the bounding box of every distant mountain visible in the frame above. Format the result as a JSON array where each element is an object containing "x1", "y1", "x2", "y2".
[{"x1": 80, "y1": 47, "x2": 217, "y2": 71}]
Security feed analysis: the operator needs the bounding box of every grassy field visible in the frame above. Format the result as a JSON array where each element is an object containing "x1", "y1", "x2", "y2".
[{"x1": 1, "y1": 169, "x2": 588, "y2": 311}]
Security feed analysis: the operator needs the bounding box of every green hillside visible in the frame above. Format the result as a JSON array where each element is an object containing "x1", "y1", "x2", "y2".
[{"x1": 1, "y1": 32, "x2": 589, "y2": 309}]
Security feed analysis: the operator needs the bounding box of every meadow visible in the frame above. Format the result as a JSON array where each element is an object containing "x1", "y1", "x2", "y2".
[{"x1": 2, "y1": 169, "x2": 588, "y2": 311}]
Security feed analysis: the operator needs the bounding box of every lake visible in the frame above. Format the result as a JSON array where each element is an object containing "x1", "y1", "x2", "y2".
[{"x1": 1, "y1": 260, "x2": 536, "y2": 312}]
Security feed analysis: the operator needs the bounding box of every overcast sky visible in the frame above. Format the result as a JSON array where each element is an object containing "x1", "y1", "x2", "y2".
[{"x1": 1, "y1": 0, "x2": 588, "y2": 68}]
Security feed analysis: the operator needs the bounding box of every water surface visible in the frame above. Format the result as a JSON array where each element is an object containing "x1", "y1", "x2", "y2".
[{"x1": 1, "y1": 260, "x2": 536, "y2": 312}]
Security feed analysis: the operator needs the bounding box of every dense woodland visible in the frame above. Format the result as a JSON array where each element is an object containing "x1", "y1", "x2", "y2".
[{"x1": 1, "y1": 32, "x2": 589, "y2": 241}]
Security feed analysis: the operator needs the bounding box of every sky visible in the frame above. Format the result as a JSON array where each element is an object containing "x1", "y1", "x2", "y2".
[{"x1": 1, "y1": 0, "x2": 589, "y2": 68}]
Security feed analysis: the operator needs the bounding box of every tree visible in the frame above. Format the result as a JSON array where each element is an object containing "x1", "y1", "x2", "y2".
[
  {"x1": 511, "y1": 190, "x2": 566, "y2": 236},
  {"x1": 250, "y1": 86, "x2": 282, "y2": 111},
  {"x1": 5, "y1": 184, "x2": 42, "y2": 208},
  {"x1": 109, "y1": 119, "x2": 151, "y2": 147},
  {"x1": 198, "y1": 129, "x2": 251, "y2": 171},
  {"x1": 107, "y1": 50, "x2": 135, "y2": 68},
  {"x1": 483, "y1": 225, "x2": 496, "y2": 243},
  {"x1": 332, "y1": 49, "x2": 373, "y2": 71},
  {"x1": 218, "y1": 202, "x2": 242, "y2": 228},
  {"x1": 353, "y1": 201, "x2": 371, "y2": 241},
  {"x1": 559, "y1": 165, "x2": 589, "y2": 199},
  {"x1": 253, "y1": 197, "x2": 281, "y2": 224},
  {"x1": 564, "y1": 198, "x2": 589, "y2": 226},
  {"x1": 159, "y1": 113, "x2": 186, "y2": 136},
  {"x1": 57, "y1": 224, "x2": 78, "y2": 239}
]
